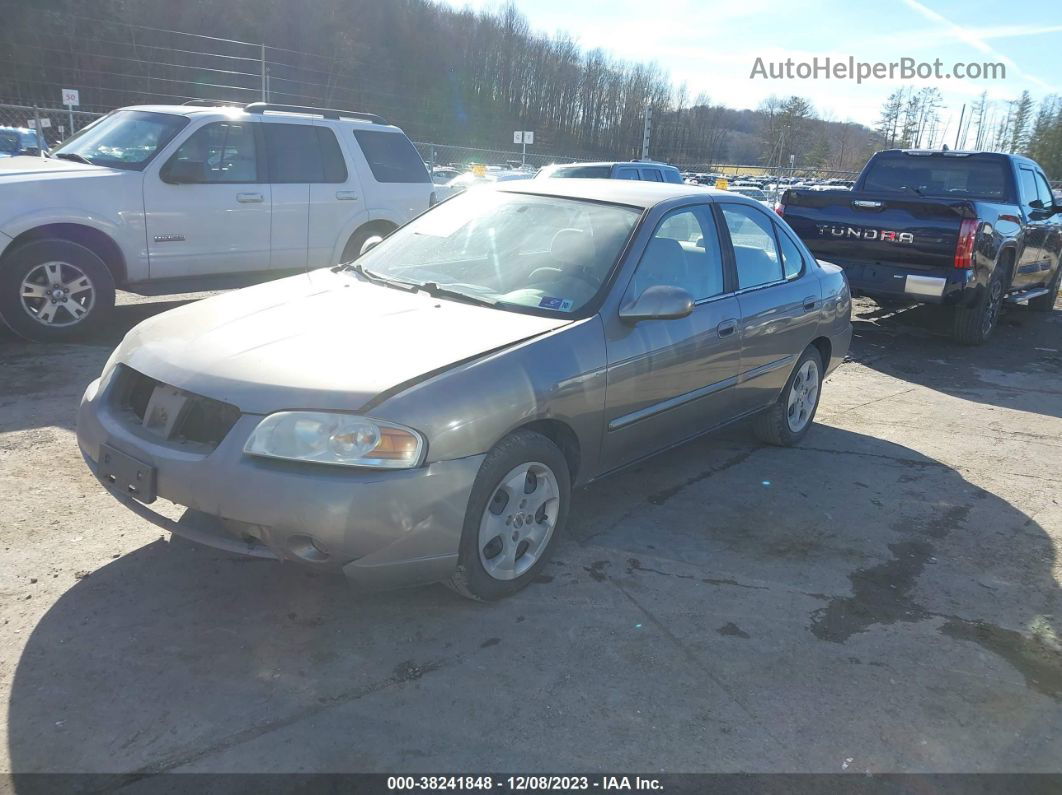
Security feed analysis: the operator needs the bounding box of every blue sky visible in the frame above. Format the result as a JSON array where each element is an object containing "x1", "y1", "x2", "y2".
[{"x1": 439, "y1": 0, "x2": 1061, "y2": 133}]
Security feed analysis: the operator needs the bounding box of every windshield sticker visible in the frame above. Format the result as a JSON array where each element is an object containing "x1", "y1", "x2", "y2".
[{"x1": 539, "y1": 296, "x2": 574, "y2": 312}]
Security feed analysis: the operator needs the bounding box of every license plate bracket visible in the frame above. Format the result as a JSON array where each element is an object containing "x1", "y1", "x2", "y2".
[{"x1": 98, "y1": 444, "x2": 157, "y2": 503}]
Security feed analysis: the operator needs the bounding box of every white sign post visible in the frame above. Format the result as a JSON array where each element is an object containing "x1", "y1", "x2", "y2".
[
  {"x1": 513, "y1": 130, "x2": 534, "y2": 167},
  {"x1": 61, "y1": 89, "x2": 79, "y2": 138}
]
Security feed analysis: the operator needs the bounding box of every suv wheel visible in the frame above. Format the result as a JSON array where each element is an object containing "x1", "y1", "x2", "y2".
[
  {"x1": 1028, "y1": 265, "x2": 1062, "y2": 312},
  {"x1": 953, "y1": 268, "x2": 1004, "y2": 346},
  {"x1": 0, "y1": 240, "x2": 115, "y2": 342},
  {"x1": 446, "y1": 430, "x2": 570, "y2": 601}
]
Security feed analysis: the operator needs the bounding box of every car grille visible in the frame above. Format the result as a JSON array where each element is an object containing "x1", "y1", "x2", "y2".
[{"x1": 112, "y1": 365, "x2": 241, "y2": 448}]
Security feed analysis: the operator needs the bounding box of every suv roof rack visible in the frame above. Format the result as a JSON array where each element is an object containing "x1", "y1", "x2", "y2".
[
  {"x1": 242, "y1": 102, "x2": 388, "y2": 125},
  {"x1": 182, "y1": 99, "x2": 242, "y2": 107}
]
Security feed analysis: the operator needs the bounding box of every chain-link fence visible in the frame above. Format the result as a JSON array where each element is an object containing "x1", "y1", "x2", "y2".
[
  {"x1": 676, "y1": 162, "x2": 862, "y2": 182},
  {"x1": 414, "y1": 142, "x2": 580, "y2": 171},
  {"x1": 0, "y1": 103, "x2": 104, "y2": 151}
]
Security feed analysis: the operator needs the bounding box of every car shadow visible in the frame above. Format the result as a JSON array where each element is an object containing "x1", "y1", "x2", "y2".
[
  {"x1": 0, "y1": 299, "x2": 199, "y2": 434},
  {"x1": 849, "y1": 296, "x2": 1062, "y2": 420},
  {"x1": 7, "y1": 425, "x2": 1061, "y2": 779}
]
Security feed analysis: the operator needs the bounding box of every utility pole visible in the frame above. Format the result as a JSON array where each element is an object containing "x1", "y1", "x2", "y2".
[
  {"x1": 954, "y1": 104, "x2": 966, "y2": 149},
  {"x1": 261, "y1": 44, "x2": 267, "y2": 101},
  {"x1": 641, "y1": 104, "x2": 652, "y2": 160}
]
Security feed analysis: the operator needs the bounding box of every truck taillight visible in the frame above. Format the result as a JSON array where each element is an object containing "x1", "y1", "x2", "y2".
[
  {"x1": 954, "y1": 219, "x2": 978, "y2": 269},
  {"x1": 775, "y1": 203, "x2": 785, "y2": 217}
]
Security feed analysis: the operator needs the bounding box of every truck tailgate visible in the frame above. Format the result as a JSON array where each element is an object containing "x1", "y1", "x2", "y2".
[{"x1": 782, "y1": 190, "x2": 973, "y2": 272}]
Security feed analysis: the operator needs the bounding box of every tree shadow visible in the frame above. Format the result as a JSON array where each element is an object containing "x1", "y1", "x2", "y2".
[
  {"x1": 849, "y1": 297, "x2": 1062, "y2": 420},
  {"x1": 7, "y1": 425, "x2": 1060, "y2": 779}
]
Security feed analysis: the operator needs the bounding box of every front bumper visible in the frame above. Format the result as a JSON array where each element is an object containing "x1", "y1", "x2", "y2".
[
  {"x1": 76, "y1": 375, "x2": 485, "y2": 589},
  {"x1": 832, "y1": 260, "x2": 974, "y2": 305}
]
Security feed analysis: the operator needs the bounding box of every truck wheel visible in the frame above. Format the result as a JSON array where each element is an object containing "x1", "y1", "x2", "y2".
[
  {"x1": 0, "y1": 239, "x2": 116, "y2": 343},
  {"x1": 1028, "y1": 266, "x2": 1061, "y2": 312},
  {"x1": 446, "y1": 430, "x2": 570, "y2": 601},
  {"x1": 753, "y1": 346, "x2": 823, "y2": 447},
  {"x1": 953, "y1": 269, "x2": 1004, "y2": 345}
]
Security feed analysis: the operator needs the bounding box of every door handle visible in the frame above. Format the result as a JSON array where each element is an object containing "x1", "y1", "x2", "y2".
[
  {"x1": 717, "y1": 318, "x2": 738, "y2": 337},
  {"x1": 802, "y1": 296, "x2": 817, "y2": 311},
  {"x1": 236, "y1": 192, "x2": 264, "y2": 203},
  {"x1": 335, "y1": 190, "x2": 358, "y2": 201}
]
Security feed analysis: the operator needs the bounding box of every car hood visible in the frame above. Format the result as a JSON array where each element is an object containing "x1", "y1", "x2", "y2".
[
  {"x1": 0, "y1": 155, "x2": 117, "y2": 178},
  {"x1": 115, "y1": 268, "x2": 571, "y2": 414}
]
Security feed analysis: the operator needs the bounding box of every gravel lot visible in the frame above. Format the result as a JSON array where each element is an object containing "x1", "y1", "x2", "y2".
[{"x1": 1, "y1": 289, "x2": 1060, "y2": 782}]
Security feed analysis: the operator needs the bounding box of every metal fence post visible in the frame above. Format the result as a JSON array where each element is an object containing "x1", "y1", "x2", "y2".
[
  {"x1": 33, "y1": 105, "x2": 44, "y2": 157},
  {"x1": 261, "y1": 43, "x2": 267, "y2": 101}
]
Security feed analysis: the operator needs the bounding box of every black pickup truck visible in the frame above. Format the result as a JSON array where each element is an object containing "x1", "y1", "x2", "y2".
[{"x1": 781, "y1": 149, "x2": 1062, "y2": 344}]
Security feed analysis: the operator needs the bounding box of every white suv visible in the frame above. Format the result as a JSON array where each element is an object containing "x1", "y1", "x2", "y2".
[{"x1": 0, "y1": 102, "x2": 434, "y2": 341}]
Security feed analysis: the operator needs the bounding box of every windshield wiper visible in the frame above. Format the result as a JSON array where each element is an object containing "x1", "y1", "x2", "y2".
[
  {"x1": 414, "y1": 282, "x2": 499, "y2": 308},
  {"x1": 53, "y1": 152, "x2": 92, "y2": 164},
  {"x1": 343, "y1": 262, "x2": 418, "y2": 292}
]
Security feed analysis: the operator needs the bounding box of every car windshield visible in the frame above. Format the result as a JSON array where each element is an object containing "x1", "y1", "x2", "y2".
[
  {"x1": 733, "y1": 187, "x2": 767, "y2": 201},
  {"x1": 861, "y1": 155, "x2": 1009, "y2": 200},
  {"x1": 52, "y1": 110, "x2": 189, "y2": 171},
  {"x1": 352, "y1": 189, "x2": 640, "y2": 315},
  {"x1": 546, "y1": 165, "x2": 611, "y2": 179},
  {"x1": 0, "y1": 131, "x2": 20, "y2": 153}
]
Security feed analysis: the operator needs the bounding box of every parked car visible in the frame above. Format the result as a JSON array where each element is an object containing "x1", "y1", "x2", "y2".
[
  {"x1": 0, "y1": 127, "x2": 45, "y2": 158},
  {"x1": 0, "y1": 102, "x2": 434, "y2": 342},
  {"x1": 434, "y1": 167, "x2": 533, "y2": 201},
  {"x1": 537, "y1": 160, "x2": 684, "y2": 183},
  {"x1": 781, "y1": 149, "x2": 1062, "y2": 344},
  {"x1": 726, "y1": 185, "x2": 772, "y2": 208},
  {"x1": 77, "y1": 179, "x2": 852, "y2": 600}
]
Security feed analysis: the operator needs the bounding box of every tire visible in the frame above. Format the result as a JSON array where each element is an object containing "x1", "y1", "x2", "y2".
[
  {"x1": 0, "y1": 239, "x2": 116, "y2": 342},
  {"x1": 340, "y1": 223, "x2": 395, "y2": 264},
  {"x1": 1028, "y1": 265, "x2": 1061, "y2": 312},
  {"x1": 446, "y1": 430, "x2": 571, "y2": 601},
  {"x1": 953, "y1": 268, "x2": 1004, "y2": 345},
  {"x1": 752, "y1": 346, "x2": 823, "y2": 447}
]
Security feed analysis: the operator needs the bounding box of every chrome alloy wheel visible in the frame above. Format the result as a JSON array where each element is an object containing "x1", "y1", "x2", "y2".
[
  {"x1": 478, "y1": 461, "x2": 560, "y2": 581},
  {"x1": 20, "y1": 261, "x2": 95, "y2": 327},
  {"x1": 786, "y1": 358, "x2": 820, "y2": 433}
]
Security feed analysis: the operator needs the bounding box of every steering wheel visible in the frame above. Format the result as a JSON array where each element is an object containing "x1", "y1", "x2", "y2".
[{"x1": 527, "y1": 265, "x2": 599, "y2": 289}]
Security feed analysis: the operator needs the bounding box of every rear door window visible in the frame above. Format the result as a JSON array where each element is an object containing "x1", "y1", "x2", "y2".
[
  {"x1": 352, "y1": 130, "x2": 430, "y2": 183},
  {"x1": 639, "y1": 168, "x2": 663, "y2": 182},
  {"x1": 720, "y1": 204, "x2": 784, "y2": 289},
  {"x1": 862, "y1": 155, "x2": 1007, "y2": 199},
  {"x1": 614, "y1": 167, "x2": 639, "y2": 180}
]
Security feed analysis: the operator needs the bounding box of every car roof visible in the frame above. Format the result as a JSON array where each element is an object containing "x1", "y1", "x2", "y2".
[
  {"x1": 498, "y1": 178, "x2": 750, "y2": 209},
  {"x1": 549, "y1": 160, "x2": 678, "y2": 170},
  {"x1": 119, "y1": 105, "x2": 404, "y2": 132}
]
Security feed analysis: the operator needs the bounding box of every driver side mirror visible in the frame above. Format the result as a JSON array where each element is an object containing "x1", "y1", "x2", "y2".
[
  {"x1": 619, "y1": 285, "x2": 695, "y2": 324},
  {"x1": 160, "y1": 159, "x2": 203, "y2": 184}
]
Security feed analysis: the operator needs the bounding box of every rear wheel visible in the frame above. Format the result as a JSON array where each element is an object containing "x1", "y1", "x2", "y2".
[
  {"x1": 340, "y1": 223, "x2": 395, "y2": 264},
  {"x1": 446, "y1": 430, "x2": 570, "y2": 601},
  {"x1": 0, "y1": 239, "x2": 115, "y2": 342},
  {"x1": 953, "y1": 268, "x2": 1004, "y2": 345},
  {"x1": 753, "y1": 346, "x2": 823, "y2": 447},
  {"x1": 1028, "y1": 265, "x2": 1061, "y2": 312}
]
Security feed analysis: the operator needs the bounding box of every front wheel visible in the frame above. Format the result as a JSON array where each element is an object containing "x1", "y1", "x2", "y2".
[
  {"x1": 0, "y1": 239, "x2": 115, "y2": 342},
  {"x1": 446, "y1": 430, "x2": 571, "y2": 601},
  {"x1": 753, "y1": 346, "x2": 823, "y2": 447}
]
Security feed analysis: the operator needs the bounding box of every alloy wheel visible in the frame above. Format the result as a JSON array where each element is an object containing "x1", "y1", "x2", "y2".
[
  {"x1": 478, "y1": 461, "x2": 560, "y2": 581},
  {"x1": 786, "y1": 359, "x2": 820, "y2": 433},
  {"x1": 20, "y1": 261, "x2": 95, "y2": 327}
]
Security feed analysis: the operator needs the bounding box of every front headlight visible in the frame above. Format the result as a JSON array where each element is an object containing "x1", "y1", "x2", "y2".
[{"x1": 244, "y1": 412, "x2": 424, "y2": 469}]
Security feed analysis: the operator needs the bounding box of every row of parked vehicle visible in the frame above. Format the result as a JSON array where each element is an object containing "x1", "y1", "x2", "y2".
[{"x1": 1, "y1": 100, "x2": 1058, "y2": 600}]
